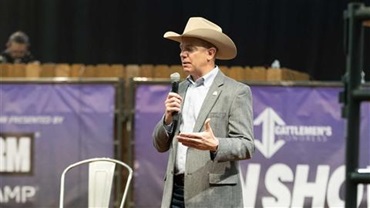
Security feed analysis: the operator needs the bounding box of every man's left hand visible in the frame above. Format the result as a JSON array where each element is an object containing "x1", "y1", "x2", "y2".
[{"x1": 177, "y1": 118, "x2": 219, "y2": 152}]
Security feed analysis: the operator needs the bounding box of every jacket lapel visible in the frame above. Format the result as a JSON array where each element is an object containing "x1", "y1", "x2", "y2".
[
  {"x1": 192, "y1": 71, "x2": 225, "y2": 132},
  {"x1": 178, "y1": 80, "x2": 189, "y2": 99}
]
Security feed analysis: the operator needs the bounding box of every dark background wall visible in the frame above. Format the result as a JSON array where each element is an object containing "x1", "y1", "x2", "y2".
[{"x1": 0, "y1": 0, "x2": 369, "y2": 80}]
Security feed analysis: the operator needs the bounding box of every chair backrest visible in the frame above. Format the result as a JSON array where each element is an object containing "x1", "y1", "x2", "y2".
[{"x1": 59, "y1": 157, "x2": 133, "y2": 208}]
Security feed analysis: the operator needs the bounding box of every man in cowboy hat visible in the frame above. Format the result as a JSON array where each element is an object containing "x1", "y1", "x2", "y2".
[{"x1": 153, "y1": 17, "x2": 255, "y2": 208}]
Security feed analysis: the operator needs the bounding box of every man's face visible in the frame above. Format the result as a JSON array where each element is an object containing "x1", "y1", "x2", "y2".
[
  {"x1": 6, "y1": 42, "x2": 28, "y2": 60},
  {"x1": 179, "y1": 37, "x2": 215, "y2": 77}
]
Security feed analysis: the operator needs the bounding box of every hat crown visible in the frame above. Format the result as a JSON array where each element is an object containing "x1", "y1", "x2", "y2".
[
  {"x1": 163, "y1": 17, "x2": 236, "y2": 60},
  {"x1": 183, "y1": 17, "x2": 222, "y2": 33}
]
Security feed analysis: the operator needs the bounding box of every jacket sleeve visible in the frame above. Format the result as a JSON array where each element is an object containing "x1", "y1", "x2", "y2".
[{"x1": 152, "y1": 116, "x2": 173, "y2": 153}]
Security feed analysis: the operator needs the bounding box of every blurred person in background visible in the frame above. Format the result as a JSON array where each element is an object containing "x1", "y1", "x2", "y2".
[{"x1": 0, "y1": 31, "x2": 37, "y2": 64}]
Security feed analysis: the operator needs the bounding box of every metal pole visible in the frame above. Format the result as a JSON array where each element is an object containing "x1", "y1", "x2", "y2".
[{"x1": 345, "y1": 3, "x2": 363, "y2": 208}]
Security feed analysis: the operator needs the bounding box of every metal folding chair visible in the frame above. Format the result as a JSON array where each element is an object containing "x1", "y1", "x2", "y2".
[{"x1": 59, "y1": 157, "x2": 133, "y2": 208}]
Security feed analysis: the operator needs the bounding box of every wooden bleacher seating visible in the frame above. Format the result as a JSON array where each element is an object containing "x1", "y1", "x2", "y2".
[
  {"x1": 8, "y1": 64, "x2": 26, "y2": 77},
  {"x1": 153, "y1": 65, "x2": 170, "y2": 78},
  {"x1": 125, "y1": 64, "x2": 140, "y2": 80},
  {"x1": 26, "y1": 63, "x2": 41, "y2": 78},
  {"x1": 266, "y1": 68, "x2": 310, "y2": 81},
  {"x1": 70, "y1": 64, "x2": 84, "y2": 77},
  {"x1": 139, "y1": 64, "x2": 154, "y2": 78},
  {"x1": 111, "y1": 64, "x2": 125, "y2": 78},
  {"x1": 0, "y1": 64, "x2": 11, "y2": 77},
  {"x1": 0, "y1": 63, "x2": 309, "y2": 81},
  {"x1": 55, "y1": 64, "x2": 70, "y2": 77},
  {"x1": 229, "y1": 66, "x2": 245, "y2": 81},
  {"x1": 250, "y1": 66, "x2": 267, "y2": 81},
  {"x1": 96, "y1": 64, "x2": 110, "y2": 77},
  {"x1": 82, "y1": 65, "x2": 97, "y2": 77},
  {"x1": 40, "y1": 63, "x2": 55, "y2": 77}
]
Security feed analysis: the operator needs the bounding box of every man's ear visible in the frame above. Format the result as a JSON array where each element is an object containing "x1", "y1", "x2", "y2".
[{"x1": 207, "y1": 47, "x2": 217, "y2": 60}]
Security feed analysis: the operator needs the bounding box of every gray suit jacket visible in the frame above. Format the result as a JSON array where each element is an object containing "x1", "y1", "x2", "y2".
[{"x1": 153, "y1": 70, "x2": 255, "y2": 208}]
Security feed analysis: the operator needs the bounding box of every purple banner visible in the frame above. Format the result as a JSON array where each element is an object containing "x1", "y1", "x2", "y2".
[
  {"x1": 133, "y1": 83, "x2": 370, "y2": 208},
  {"x1": 0, "y1": 84, "x2": 115, "y2": 207}
]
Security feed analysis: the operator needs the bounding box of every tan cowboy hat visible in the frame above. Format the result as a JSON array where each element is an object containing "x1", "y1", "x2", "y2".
[{"x1": 164, "y1": 17, "x2": 237, "y2": 60}]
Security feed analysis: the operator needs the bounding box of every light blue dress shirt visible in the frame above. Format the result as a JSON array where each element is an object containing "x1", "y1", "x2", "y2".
[{"x1": 175, "y1": 66, "x2": 219, "y2": 174}]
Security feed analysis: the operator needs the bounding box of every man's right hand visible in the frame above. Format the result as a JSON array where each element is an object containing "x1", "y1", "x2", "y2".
[{"x1": 164, "y1": 92, "x2": 183, "y2": 125}]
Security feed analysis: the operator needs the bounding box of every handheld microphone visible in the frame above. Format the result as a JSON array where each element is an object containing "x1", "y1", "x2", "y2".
[
  {"x1": 170, "y1": 72, "x2": 181, "y2": 122},
  {"x1": 170, "y1": 72, "x2": 180, "y2": 93}
]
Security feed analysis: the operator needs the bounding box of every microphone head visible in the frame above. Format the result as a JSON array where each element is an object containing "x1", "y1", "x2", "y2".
[{"x1": 170, "y1": 72, "x2": 181, "y2": 82}]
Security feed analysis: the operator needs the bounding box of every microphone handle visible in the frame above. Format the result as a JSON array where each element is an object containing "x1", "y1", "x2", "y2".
[
  {"x1": 171, "y1": 81, "x2": 179, "y2": 122},
  {"x1": 171, "y1": 81, "x2": 179, "y2": 93}
]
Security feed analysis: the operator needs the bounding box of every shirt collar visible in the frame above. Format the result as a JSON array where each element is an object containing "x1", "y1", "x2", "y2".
[{"x1": 186, "y1": 66, "x2": 219, "y2": 88}]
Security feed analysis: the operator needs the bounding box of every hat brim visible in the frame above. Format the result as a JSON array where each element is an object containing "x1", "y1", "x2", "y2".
[{"x1": 164, "y1": 29, "x2": 237, "y2": 60}]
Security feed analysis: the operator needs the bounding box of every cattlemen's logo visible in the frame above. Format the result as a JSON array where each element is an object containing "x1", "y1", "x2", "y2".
[
  {"x1": 254, "y1": 108, "x2": 333, "y2": 159},
  {"x1": 0, "y1": 133, "x2": 34, "y2": 175}
]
